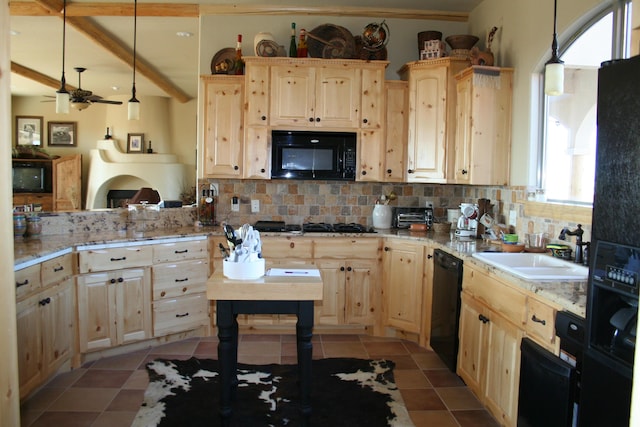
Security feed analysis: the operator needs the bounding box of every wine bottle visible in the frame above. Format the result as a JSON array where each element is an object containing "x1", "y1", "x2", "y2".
[
  {"x1": 289, "y1": 23, "x2": 297, "y2": 57},
  {"x1": 147, "y1": 140, "x2": 153, "y2": 153},
  {"x1": 297, "y1": 28, "x2": 308, "y2": 58},
  {"x1": 234, "y1": 34, "x2": 244, "y2": 75}
]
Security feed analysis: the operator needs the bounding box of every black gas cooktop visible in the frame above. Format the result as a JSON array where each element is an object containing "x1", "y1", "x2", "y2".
[{"x1": 253, "y1": 221, "x2": 375, "y2": 234}]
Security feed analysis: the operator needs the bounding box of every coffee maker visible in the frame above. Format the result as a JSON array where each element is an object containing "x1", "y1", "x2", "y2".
[{"x1": 455, "y1": 203, "x2": 479, "y2": 238}]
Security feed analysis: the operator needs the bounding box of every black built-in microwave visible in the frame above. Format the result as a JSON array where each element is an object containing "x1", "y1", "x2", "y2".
[{"x1": 271, "y1": 130, "x2": 356, "y2": 180}]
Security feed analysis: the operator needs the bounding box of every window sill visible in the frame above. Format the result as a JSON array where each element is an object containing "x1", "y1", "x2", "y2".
[{"x1": 522, "y1": 200, "x2": 593, "y2": 224}]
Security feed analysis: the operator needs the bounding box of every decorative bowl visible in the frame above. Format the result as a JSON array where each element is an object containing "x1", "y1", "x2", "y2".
[
  {"x1": 445, "y1": 34, "x2": 479, "y2": 50},
  {"x1": 431, "y1": 222, "x2": 451, "y2": 233},
  {"x1": 501, "y1": 242, "x2": 526, "y2": 253}
]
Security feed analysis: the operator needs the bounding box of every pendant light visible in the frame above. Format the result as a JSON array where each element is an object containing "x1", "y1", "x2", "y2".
[
  {"x1": 55, "y1": 0, "x2": 69, "y2": 114},
  {"x1": 128, "y1": 0, "x2": 140, "y2": 120},
  {"x1": 544, "y1": 0, "x2": 564, "y2": 96}
]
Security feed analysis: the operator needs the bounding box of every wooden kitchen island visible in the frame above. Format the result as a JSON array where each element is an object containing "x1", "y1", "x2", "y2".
[{"x1": 207, "y1": 268, "x2": 323, "y2": 426}]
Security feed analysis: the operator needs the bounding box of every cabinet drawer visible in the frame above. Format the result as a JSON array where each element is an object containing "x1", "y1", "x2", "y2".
[
  {"x1": 463, "y1": 267, "x2": 526, "y2": 326},
  {"x1": 41, "y1": 253, "x2": 74, "y2": 288},
  {"x1": 15, "y1": 264, "x2": 41, "y2": 301},
  {"x1": 152, "y1": 259, "x2": 209, "y2": 300},
  {"x1": 314, "y1": 238, "x2": 380, "y2": 259},
  {"x1": 78, "y1": 246, "x2": 153, "y2": 273},
  {"x1": 261, "y1": 237, "x2": 313, "y2": 259},
  {"x1": 153, "y1": 239, "x2": 208, "y2": 263},
  {"x1": 525, "y1": 297, "x2": 558, "y2": 347},
  {"x1": 153, "y1": 293, "x2": 209, "y2": 336}
]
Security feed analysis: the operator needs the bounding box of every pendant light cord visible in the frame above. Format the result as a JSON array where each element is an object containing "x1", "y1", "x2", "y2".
[
  {"x1": 130, "y1": 0, "x2": 138, "y2": 101},
  {"x1": 60, "y1": 0, "x2": 67, "y2": 90}
]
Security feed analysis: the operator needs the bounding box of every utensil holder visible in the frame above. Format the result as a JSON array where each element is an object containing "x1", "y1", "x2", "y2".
[{"x1": 372, "y1": 204, "x2": 392, "y2": 229}]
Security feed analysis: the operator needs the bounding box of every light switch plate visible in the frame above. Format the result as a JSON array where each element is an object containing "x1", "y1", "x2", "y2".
[
  {"x1": 251, "y1": 200, "x2": 260, "y2": 213},
  {"x1": 231, "y1": 197, "x2": 239, "y2": 212}
]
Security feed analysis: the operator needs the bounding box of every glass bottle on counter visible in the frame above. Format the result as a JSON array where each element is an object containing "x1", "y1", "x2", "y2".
[
  {"x1": 234, "y1": 34, "x2": 244, "y2": 75},
  {"x1": 25, "y1": 215, "x2": 42, "y2": 238},
  {"x1": 289, "y1": 23, "x2": 297, "y2": 57},
  {"x1": 297, "y1": 28, "x2": 308, "y2": 57},
  {"x1": 14, "y1": 213, "x2": 26, "y2": 238},
  {"x1": 198, "y1": 189, "x2": 216, "y2": 226}
]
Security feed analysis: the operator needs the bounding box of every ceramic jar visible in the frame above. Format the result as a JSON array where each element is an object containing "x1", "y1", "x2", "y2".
[
  {"x1": 372, "y1": 204, "x2": 392, "y2": 229},
  {"x1": 25, "y1": 216, "x2": 42, "y2": 238},
  {"x1": 13, "y1": 213, "x2": 26, "y2": 237}
]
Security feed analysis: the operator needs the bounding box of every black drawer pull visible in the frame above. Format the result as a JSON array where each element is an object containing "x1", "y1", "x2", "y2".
[
  {"x1": 54, "y1": 266, "x2": 64, "y2": 272},
  {"x1": 175, "y1": 278, "x2": 189, "y2": 282},
  {"x1": 110, "y1": 257, "x2": 127, "y2": 262},
  {"x1": 39, "y1": 297, "x2": 51, "y2": 306},
  {"x1": 174, "y1": 249, "x2": 188, "y2": 254},
  {"x1": 176, "y1": 312, "x2": 190, "y2": 318},
  {"x1": 16, "y1": 279, "x2": 29, "y2": 288},
  {"x1": 531, "y1": 315, "x2": 546, "y2": 325},
  {"x1": 478, "y1": 314, "x2": 490, "y2": 324}
]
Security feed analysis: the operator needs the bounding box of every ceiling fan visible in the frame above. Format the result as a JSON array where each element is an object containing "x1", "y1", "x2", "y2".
[{"x1": 68, "y1": 67, "x2": 123, "y2": 111}]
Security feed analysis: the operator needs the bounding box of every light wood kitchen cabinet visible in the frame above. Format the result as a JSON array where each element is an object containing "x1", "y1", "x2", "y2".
[
  {"x1": 453, "y1": 66, "x2": 513, "y2": 185},
  {"x1": 399, "y1": 58, "x2": 469, "y2": 182},
  {"x1": 313, "y1": 238, "x2": 380, "y2": 328},
  {"x1": 382, "y1": 239, "x2": 426, "y2": 334},
  {"x1": 270, "y1": 61, "x2": 361, "y2": 128},
  {"x1": 243, "y1": 60, "x2": 271, "y2": 179},
  {"x1": 151, "y1": 238, "x2": 210, "y2": 336},
  {"x1": 458, "y1": 291, "x2": 522, "y2": 427},
  {"x1": 459, "y1": 262, "x2": 557, "y2": 427},
  {"x1": 357, "y1": 129, "x2": 385, "y2": 182},
  {"x1": 16, "y1": 252, "x2": 74, "y2": 400},
  {"x1": 76, "y1": 267, "x2": 151, "y2": 352},
  {"x1": 382, "y1": 81, "x2": 408, "y2": 182},
  {"x1": 201, "y1": 75, "x2": 244, "y2": 178}
]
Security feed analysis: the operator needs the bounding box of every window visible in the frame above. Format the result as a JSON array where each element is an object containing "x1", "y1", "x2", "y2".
[{"x1": 539, "y1": 1, "x2": 632, "y2": 205}]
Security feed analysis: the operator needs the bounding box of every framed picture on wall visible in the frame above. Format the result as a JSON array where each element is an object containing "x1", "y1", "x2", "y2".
[
  {"x1": 127, "y1": 133, "x2": 144, "y2": 153},
  {"x1": 16, "y1": 116, "x2": 43, "y2": 146},
  {"x1": 48, "y1": 121, "x2": 77, "y2": 146}
]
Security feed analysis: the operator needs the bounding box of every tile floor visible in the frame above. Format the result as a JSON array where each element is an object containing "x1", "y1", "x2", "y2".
[{"x1": 20, "y1": 334, "x2": 500, "y2": 427}]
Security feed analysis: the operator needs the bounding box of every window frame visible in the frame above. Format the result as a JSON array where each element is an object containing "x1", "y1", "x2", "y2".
[{"x1": 537, "y1": 0, "x2": 632, "y2": 206}]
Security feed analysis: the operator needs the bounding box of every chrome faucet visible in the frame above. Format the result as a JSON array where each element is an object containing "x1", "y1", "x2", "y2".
[{"x1": 559, "y1": 224, "x2": 588, "y2": 264}]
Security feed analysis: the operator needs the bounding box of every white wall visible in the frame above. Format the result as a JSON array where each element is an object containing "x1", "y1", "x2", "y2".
[{"x1": 469, "y1": 0, "x2": 607, "y2": 185}]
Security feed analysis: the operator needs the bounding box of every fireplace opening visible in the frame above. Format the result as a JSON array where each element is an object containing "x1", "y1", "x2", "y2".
[{"x1": 107, "y1": 190, "x2": 137, "y2": 209}]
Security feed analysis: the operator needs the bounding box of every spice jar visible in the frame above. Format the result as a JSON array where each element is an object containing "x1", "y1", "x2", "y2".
[
  {"x1": 25, "y1": 216, "x2": 42, "y2": 238},
  {"x1": 13, "y1": 213, "x2": 26, "y2": 237}
]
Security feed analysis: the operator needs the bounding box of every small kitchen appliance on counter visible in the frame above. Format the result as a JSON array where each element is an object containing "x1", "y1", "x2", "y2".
[
  {"x1": 392, "y1": 206, "x2": 433, "y2": 229},
  {"x1": 455, "y1": 203, "x2": 478, "y2": 238}
]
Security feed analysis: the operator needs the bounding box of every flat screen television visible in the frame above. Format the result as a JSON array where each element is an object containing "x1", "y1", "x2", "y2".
[{"x1": 12, "y1": 161, "x2": 52, "y2": 193}]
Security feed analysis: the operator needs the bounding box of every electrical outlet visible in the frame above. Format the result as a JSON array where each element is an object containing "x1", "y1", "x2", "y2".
[
  {"x1": 231, "y1": 196, "x2": 239, "y2": 212},
  {"x1": 251, "y1": 200, "x2": 260, "y2": 213},
  {"x1": 509, "y1": 209, "x2": 517, "y2": 226},
  {"x1": 209, "y1": 182, "x2": 218, "y2": 195}
]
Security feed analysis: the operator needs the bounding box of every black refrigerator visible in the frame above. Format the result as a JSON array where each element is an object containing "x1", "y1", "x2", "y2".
[{"x1": 578, "y1": 56, "x2": 640, "y2": 427}]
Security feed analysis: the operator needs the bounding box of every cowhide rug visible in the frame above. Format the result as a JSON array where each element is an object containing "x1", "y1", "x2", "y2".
[{"x1": 132, "y1": 357, "x2": 415, "y2": 427}]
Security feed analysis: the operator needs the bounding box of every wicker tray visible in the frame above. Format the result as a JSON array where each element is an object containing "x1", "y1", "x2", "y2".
[{"x1": 307, "y1": 24, "x2": 356, "y2": 59}]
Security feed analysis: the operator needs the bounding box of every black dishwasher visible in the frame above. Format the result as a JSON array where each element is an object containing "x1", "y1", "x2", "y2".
[
  {"x1": 518, "y1": 311, "x2": 584, "y2": 427},
  {"x1": 430, "y1": 249, "x2": 463, "y2": 372}
]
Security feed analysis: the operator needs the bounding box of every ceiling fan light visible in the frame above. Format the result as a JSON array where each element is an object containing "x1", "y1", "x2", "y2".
[
  {"x1": 70, "y1": 101, "x2": 90, "y2": 111},
  {"x1": 56, "y1": 90, "x2": 70, "y2": 114},
  {"x1": 128, "y1": 98, "x2": 140, "y2": 120}
]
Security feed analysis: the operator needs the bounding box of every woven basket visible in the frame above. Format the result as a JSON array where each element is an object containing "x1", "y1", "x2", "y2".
[
  {"x1": 307, "y1": 24, "x2": 356, "y2": 59},
  {"x1": 431, "y1": 222, "x2": 451, "y2": 233}
]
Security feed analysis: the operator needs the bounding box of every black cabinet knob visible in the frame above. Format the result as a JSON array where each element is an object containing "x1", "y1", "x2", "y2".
[
  {"x1": 408, "y1": 169, "x2": 414, "y2": 174},
  {"x1": 260, "y1": 168, "x2": 266, "y2": 173},
  {"x1": 462, "y1": 169, "x2": 468, "y2": 175},
  {"x1": 234, "y1": 165, "x2": 239, "y2": 170},
  {"x1": 309, "y1": 117, "x2": 314, "y2": 122},
  {"x1": 315, "y1": 117, "x2": 321, "y2": 122},
  {"x1": 340, "y1": 266, "x2": 345, "y2": 271},
  {"x1": 386, "y1": 169, "x2": 392, "y2": 174},
  {"x1": 361, "y1": 170, "x2": 367, "y2": 175},
  {"x1": 362, "y1": 118, "x2": 368, "y2": 124},
  {"x1": 261, "y1": 115, "x2": 266, "y2": 121}
]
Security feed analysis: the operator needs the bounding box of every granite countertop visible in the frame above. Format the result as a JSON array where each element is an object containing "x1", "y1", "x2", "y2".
[{"x1": 13, "y1": 226, "x2": 587, "y2": 317}]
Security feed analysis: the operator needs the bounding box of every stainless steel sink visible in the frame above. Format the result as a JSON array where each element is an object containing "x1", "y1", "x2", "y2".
[{"x1": 472, "y1": 252, "x2": 589, "y2": 281}]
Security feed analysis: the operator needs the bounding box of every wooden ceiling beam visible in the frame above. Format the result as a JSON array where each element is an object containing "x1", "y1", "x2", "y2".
[
  {"x1": 66, "y1": 15, "x2": 192, "y2": 102},
  {"x1": 10, "y1": 2, "x2": 199, "y2": 17},
  {"x1": 17, "y1": 0, "x2": 192, "y2": 103},
  {"x1": 11, "y1": 2, "x2": 468, "y2": 21},
  {"x1": 11, "y1": 62, "x2": 77, "y2": 92}
]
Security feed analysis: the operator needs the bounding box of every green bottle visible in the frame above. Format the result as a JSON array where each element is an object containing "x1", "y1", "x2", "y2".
[{"x1": 289, "y1": 22, "x2": 297, "y2": 57}]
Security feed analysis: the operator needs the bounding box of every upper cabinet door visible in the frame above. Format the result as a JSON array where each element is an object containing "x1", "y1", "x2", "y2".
[
  {"x1": 406, "y1": 64, "x2": 448, "y2": 182},
  {"x1": 315, "y1": 66, "x2": 361, "y2": 128},
  {"x1": 269, "y1": 64, "x2": 316, "y2": 127},
  {"x1": 244, "y1": 63, "x2": 270, "y2": 126},
  {"x1": 360, "y1": 67, "x2": 385, "y2": 130},
  {"x1": 202, "y1": 76, "x2": 244, "y2": 178}
]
